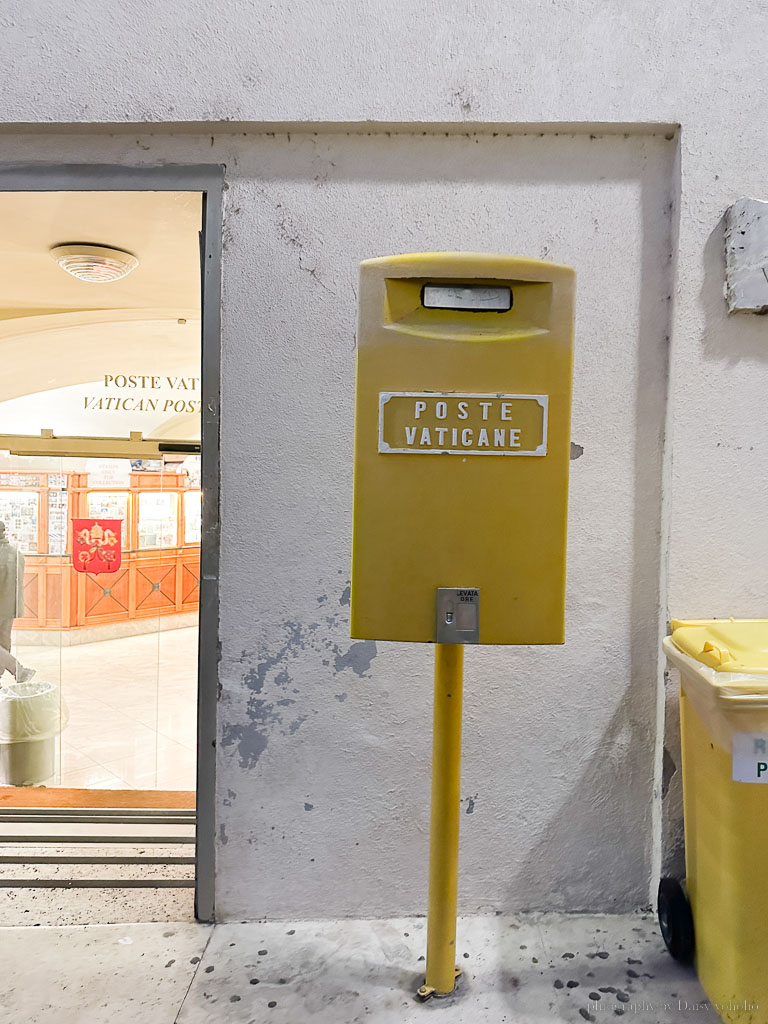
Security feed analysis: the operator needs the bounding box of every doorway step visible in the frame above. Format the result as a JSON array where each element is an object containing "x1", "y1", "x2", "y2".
[{"x1": 0, "y1": 804, "x2": 195, "y2": 899}]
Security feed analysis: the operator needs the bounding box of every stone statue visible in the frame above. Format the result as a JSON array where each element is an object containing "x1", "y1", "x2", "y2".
[{"x1": 0, "y1": 521, "x2": 34, "y2": 682}]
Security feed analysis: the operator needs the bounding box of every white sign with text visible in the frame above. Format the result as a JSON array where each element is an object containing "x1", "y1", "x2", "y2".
[{"x1": 732, "y1": 732, "x2": 768, "y2": 783}]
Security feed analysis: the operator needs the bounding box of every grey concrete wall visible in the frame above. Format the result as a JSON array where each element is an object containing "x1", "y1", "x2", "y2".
[
  {"x1": 214, "y1": 130, "x2": 675, "y2": 918},
  {"x1": 5, "y1": 0, "x2": 768, "y2": 919},
  {"x1": 0, "y1": 126, "x2": 674, "y2": 917}
]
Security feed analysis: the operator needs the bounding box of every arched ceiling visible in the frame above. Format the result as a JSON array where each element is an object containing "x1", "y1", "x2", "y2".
[
  {"x1": 0, "y1": 191, "x2": 202, "y2": 318},
  {"x1": 0, "y1": 191, "x2": 202, "y2": 434}
]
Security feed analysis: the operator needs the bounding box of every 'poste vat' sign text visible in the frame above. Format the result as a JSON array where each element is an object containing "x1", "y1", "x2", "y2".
[{"x1": 378, "y1": 393, "x2": 548, "y2": 456}]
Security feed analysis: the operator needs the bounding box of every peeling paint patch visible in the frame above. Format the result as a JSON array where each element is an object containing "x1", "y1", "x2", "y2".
[
  {"x1": 243, "y1": 655, "x2": 283, "y2": 695},
  {"x1": 334, "y1": 640, "x2": 377, "y2": 677},
  {"x1": 339, "y1": 584, "x2": 351, "y2": 606},
  {"x1": 464, "y1": 794, "x2": 478, "y2": 815},
  {"x1": 221, "y1": 721, "x2": 271, "y2": 769},
  {"x1": 225, "y1": 617, "x2": 368, "y2": 768},
  {"x1": 304, "y1": 802, "x2": 314, "y2": 811},
  {"x1": 334, "y1": 692, "x2": 348, "y2": 702},
  {"x1": 570, "y1": 442, "x2": 584, "y2": 460},
  {"x1": 219, "y1": 824, "x2": 228, "y2": 845}
]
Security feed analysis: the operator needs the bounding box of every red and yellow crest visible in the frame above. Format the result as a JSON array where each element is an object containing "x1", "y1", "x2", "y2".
[{"x1": 72, "y1": 519, "x2": 122, "y2": 574}]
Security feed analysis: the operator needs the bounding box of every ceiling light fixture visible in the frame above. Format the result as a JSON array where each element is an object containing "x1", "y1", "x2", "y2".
[{"x1": 51, "y1": 244, "x2": 139, "y2": 283}]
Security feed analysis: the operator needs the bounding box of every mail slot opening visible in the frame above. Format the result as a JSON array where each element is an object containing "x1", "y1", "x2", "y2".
[{"x1": 421, "y1": 284, "x2": 513, "y2": 312}]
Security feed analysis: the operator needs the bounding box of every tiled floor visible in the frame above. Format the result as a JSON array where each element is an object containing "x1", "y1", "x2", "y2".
[{"x1": 11, "y1": 627, "x2": 197, "y2": 791}]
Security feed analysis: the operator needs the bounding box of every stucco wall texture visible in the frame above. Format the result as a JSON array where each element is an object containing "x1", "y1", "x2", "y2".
[
  {"x1": 214, "y1": 132, "x2": 674, "y2": 919},
  {"x1": 3, "y1": 0, "x2": 768, "y2": 919}
]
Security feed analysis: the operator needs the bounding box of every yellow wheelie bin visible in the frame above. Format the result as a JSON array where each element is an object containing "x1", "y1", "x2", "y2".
[{"x1": 662, "y1": 618, "x2": 768, "y2": 1023}]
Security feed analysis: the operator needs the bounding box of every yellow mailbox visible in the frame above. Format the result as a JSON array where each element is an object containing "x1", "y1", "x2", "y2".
[
  {"x1": 349, "y1": 251, "x2": 576, "y2": 1000},
  {"x1": 351, "y1": 251, "x2": 576, "y2": 645}
]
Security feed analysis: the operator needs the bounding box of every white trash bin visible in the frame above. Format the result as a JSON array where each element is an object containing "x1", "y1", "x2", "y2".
[{"x1": 0, "y1": 680, "x2": 60, "y2": 786}]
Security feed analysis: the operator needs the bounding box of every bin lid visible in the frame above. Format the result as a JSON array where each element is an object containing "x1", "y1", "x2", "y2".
[{"x1": 669, "y1": 619, "x2": 768, "y2": 674}]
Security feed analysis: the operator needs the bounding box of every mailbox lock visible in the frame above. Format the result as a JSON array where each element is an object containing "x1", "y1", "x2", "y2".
[{"x1": 436, "y1": 588, "x2": 480, "y2": 645}]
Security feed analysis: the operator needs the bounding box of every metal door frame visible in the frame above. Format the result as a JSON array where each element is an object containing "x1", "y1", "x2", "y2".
[{"x1": 0, "y1": 164, "x2": 223, "y2": 922}]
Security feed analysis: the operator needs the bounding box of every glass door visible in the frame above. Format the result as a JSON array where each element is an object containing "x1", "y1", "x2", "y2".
[
  {"x1": 149, "y1": 459, "x2": 199, "y2": 792},
  {"x1": 0, "y1": 455, "x2": 200, "y2": 793},
  {"x1": 0, "y1": 188, "x2": 202, "y2": 800},
  {"x1": 60, "y1": 457, "x2": 163, "y2": 792}
]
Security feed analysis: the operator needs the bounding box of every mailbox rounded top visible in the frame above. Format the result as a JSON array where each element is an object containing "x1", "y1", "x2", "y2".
[{"x1": 359, "y1": 251, "x2": 576, "y2": 281}]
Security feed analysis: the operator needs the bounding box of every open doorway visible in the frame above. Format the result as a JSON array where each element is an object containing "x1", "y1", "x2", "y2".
[
  {"x1": 3, "y1": 451, "x2": 200, "y2": 791},
  {"x1": 0, "y1": 176, "x2": 221, "y2": 921}
]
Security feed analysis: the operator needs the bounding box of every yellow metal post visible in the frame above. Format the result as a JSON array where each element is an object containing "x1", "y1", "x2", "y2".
[{"x1": 418, "y1": 643, "x2": 464, "y2": 999}]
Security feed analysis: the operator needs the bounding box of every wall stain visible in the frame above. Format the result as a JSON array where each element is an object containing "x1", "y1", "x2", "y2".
[
  {"x1": 450, "y1": 86, "x2": 475, "y2": 114},
  {"x1": 334, "y1": 640, "x2": 377, "y2": 678},
  {"x1": 223, "y1": 617, "x2": 377, "y2": 769},
  {"x1": 661, "y1": 747, "x2": 677, "y2": 799},
  {"x1": 274, "y1": 200, "x2": 335, "y2": 294},
  {"x1": 221, "y1": 720, "x2": 272, "y2": 768}
]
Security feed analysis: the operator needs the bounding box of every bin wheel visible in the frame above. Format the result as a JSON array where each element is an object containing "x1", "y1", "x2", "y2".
[{"x1": 658, "y1": 877, "x2": 695, "y2": 965}]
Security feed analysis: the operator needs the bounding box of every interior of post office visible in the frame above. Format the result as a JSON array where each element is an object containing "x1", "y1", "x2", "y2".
[{"x1": 0, "y1": 191, "x2": 202, "y2": 801}]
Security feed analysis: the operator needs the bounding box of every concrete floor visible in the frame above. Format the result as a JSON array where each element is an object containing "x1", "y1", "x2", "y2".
[
  {"x1": 0, "y1": 871, "x2": 195, "y2": 926},
  {"x1": 2, "y1": 912, "x2": 721, "y2": 1024},
  {"x1": 13, "y1": 627, "x2": 197, "y2": 790}
]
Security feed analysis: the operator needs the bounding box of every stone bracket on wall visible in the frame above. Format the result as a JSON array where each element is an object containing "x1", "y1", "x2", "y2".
[{"x1": 724, "y1": 198, "x2": 768, "y2": 314}]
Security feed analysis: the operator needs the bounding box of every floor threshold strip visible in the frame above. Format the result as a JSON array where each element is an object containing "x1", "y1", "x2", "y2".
[
  {"x1": 0, "y1": 879, "x2": 195, "y2": 889},
  {"x1": 0, "y1": 855, "x2": 195, "y2": 865},
  {"x1": 3, "y1": 834, "x2": 196, "y2": 844},
  {"x1": 0, "y1": 805, "x2": 196, "y2": 889},
  {"x1": 0, "y1": 807, "x2": 195, "y2": 817},
  {"x1": 0, "y1": 815, "x2": 195, "y2": 826}
]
